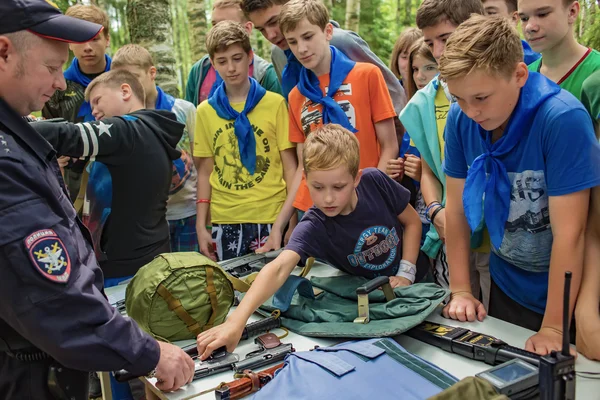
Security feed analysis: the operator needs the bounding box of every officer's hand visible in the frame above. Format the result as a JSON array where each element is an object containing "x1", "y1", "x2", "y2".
[
  {"x1": 197, "y1": 228, "x2": 216, "y2": 261},
  {"x1": 576, "y1": 309, "x2": 600, "y2": 360},
  {"x1": 404, "y1": 155, "x2": 422, "y2": 182},
  {"x1": 442, "y1": 291, "x2": 486, "y2": 322},
  {"x1": 526, "y1": 327, "x2": 577, "y2": 357},
  {"x1": 389, "y1": 276, "x2": 411, "y2": 288},
  {"x1": 154, "y1": 341, "x2": 195, "y2": 392},
  {"x1": 196, "y1": 320, "x2": 245, "y2": 361},
  {"x1": 256, "y1": 231, "x2": 282, "y2": 254},
  {"x1": 386, "y1": 158, "x2": 404, "y2": 181}
]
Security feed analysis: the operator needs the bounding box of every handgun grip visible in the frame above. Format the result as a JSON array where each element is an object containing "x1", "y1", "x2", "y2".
[
  {"x1": 241, "y1": 316, "x2": 281, "y2": 341},
  {"x1": 356, "y1": 276, "x2": 390, "y2": 295}
]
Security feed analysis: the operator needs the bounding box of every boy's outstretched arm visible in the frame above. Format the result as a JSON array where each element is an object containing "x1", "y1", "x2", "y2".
[
  {"x1": 442, "y1": 176, "x2": 486, "y2": 322},
  {"x1": 195, "y1": 156, "x2": 215, "y2": 260},
  {"x1": 576, "y1": 186, "x2": 600, "y2": 360},
  {"x1": 196, "y1": 250, "x2": 301, "y2": 359},
  {"x1": 374, "y1": 118, "x2": 399, "y2": 173},
  {"x1": 257, "y1": 144, "x2": 304, "y2": 253},
  {"x1": 526, "y1": 190, "x2": 588, "y2": 356}
]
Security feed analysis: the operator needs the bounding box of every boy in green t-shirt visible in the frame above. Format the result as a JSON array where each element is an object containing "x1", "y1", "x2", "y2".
[
  {"x1": 520, "y1": 0, "x2": 600, "y2": 112},
  {"x1": 581, "y1": 70, "x2": 600, "y2": 135}
]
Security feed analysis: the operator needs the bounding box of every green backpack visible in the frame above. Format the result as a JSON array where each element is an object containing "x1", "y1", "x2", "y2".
[{"x1": 125, "y1": 252, "x2": 250, "y2": 342}]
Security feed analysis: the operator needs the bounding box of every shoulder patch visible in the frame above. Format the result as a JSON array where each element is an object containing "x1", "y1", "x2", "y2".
[{"x1": 25, "y1": 229, "x2": 71, "y2": 284}]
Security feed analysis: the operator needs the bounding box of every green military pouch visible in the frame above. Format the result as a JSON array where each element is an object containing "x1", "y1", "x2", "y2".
[{"x1": 126, "y1": 252, "x2": 249, "y2": 342}]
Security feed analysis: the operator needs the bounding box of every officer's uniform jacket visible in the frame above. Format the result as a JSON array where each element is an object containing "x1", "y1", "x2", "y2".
[{"x1": 0, "y1": 98, "x2": 159, "y2": 375}]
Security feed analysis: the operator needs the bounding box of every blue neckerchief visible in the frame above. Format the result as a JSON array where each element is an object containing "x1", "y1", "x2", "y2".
[
  {"x1": 155, "y1": 86, "x2": 176, "y2": 111},
  {"x1": 208, "y1": 77, "x2": 266, "y2": 175},
  {"x1": 297, "y1": 46, "x2": 357, "y2": 133},
  {"x1": 63, "y1": 55, "x2": 111, "y2": 122},
  {"x1": 281, "y1": 49, "x2": 303, "y2": 100},
  {"x1": 462, "y1": 72, "x2": 560, "y2": 249}
]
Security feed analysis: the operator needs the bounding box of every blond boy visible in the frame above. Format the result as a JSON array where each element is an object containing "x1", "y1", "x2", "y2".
[
  {"x1": 257, "y1": 0, "x2": 398, "y2": 253},
  {"x1": 195, "y1": 124, "x2": 422, "y2": 359},
  {"x1": 185, "y1": 0, "x2": 281, "y2": 106},
  {"x1": 193, "y1": 21, "x2": 296, "y2": 261},
  {"x1": 439, "y1": 14, "x2": 600, "y2": 355},
  {"x1": 112, "y1": 45, "x2": 199, "y2": 252}
]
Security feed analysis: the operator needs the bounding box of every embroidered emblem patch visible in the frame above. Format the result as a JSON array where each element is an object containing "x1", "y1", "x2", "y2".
[{"x1": 25, "y1": 229, "x2": 71, "y2": 283}]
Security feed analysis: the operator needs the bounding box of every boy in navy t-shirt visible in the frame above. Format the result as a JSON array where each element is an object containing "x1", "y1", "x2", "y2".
[
  {"x1": 439, "y1": 15, "x2": 600, "y2": 356},
  {"x1": 194, "y1": 123, "x2": 422, "y2": 359}
]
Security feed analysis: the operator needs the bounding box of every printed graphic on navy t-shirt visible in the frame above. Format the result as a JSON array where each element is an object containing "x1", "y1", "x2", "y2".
[
  {"x1": 286, "y1": 168, "x2": 411, "y2": 279},
  {"x1": 348, "y1": 226, "x2": 400, "y2": 271}
]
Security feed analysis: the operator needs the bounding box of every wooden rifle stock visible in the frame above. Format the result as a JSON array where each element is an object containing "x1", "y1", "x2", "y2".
[{"x1": 215, "y1": 362, "x2": 285, "y2": 400}]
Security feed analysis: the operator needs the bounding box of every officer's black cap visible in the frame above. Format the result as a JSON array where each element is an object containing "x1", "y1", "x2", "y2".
[{"x1": 0, "y1": 0, "x2": 104, "y2": 44}]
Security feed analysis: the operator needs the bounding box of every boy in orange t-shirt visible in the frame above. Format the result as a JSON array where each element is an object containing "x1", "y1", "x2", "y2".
[{"x1": 258, "y1": 0, "x2": 398, "y2": 252}]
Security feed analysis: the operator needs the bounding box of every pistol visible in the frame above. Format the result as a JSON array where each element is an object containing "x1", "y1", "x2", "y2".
[{"x1": 233, "y1": 333, "x2": 294, "y2": 373}]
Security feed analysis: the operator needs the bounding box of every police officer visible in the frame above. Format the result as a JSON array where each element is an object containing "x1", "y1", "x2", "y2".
[{"x1": 0, "y1": 1, "x2": 195, "y2": 399}]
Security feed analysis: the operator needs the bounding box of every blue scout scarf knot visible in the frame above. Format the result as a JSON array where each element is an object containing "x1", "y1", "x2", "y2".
[
  {"x1": 462, "y1": 72, "x2": 561, "y2": 250},
  {"x1": 63, "y1": 55, "x2": 112, "y2": 122},
  {"x1": 297, "y1": 46, "x2": 357, "y2": 133},
  {"x1": 281, "y1": 49, "x2": 304, "y2": 99},
  {"x1": 208, "y1": 77, "x2": 266, "y2": 175},
  {"x1": 154, "y1": 86, "x2": 176, "y2": 111}
]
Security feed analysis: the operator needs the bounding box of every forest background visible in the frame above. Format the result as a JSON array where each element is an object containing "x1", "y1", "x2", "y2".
[{"x1": 54, "y1": 0, "x2": 600, "y2": 97}]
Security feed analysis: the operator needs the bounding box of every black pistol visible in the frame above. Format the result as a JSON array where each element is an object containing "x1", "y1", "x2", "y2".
[
  {"x1": 113, "y1": 346, "x2": 237, "y2": 383},
  {"x1": 233, "y1": 333, "x2": 294, "y2": 373}
]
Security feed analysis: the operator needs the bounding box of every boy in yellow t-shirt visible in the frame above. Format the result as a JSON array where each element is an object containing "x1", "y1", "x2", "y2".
[{"x1": 193, "y1": 21, "x2": 297, "y2": 261}]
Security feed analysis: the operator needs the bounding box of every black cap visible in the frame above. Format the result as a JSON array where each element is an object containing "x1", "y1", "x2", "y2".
[{"x1": 0, "y1": 0, "x2": 104, "y2": 44}]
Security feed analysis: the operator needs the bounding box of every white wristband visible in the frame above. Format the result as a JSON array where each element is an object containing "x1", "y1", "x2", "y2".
[{"x1": 396, "y1": 260, "x2": 417, "y2": 284}]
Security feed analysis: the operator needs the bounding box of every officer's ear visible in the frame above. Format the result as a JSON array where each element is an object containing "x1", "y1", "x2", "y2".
[{"x1": 0, "y1": 35, "x2": 15, "y2": 72}]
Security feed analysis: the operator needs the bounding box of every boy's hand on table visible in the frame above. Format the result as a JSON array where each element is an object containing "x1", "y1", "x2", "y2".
[
  {"x1": 442, "y1": 291, "x2": 487, "y2": 322},
  {"x1": 389, "y1": 276, "x2": 411, "y2": 288},
  {"x1": 386, "y1": 158, "x2": 405, "y2": 181},
  {"x1": 256, "y1": 232, "x2": 282, "y2": 254},
  {"x1": 526, "y1": 327, "x2": 577, "y2": 356},
  {"x1": 196, "y1": 320, "x2": 245, "y2": 361}
]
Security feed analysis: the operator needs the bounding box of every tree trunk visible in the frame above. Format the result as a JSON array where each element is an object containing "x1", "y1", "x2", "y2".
[
  {"x1": 324, "y1": 0, "x2": 334, "y2": 9},
  {"x1": 403, "y1": 0, "x2": 413, "y2": 27},
  {"x1": 345, "y1": 0, "x2": 360, "y2": 32},
  {"x1": 127, "y1": 0, "x2": 179, "y2": 97},
  {"x1": 187, "y1": 0, "x2": 208, "y2": 64}
]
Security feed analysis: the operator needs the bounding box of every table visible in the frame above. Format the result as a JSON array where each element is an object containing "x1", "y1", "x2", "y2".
[{"x1": 105, "y1": 262, "x2": 600, "y2": 400}]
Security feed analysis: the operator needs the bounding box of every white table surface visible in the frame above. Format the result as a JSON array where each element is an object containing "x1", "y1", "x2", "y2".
[{"x1": 105, "y1": 263, "x2": 600, "y2": 400}]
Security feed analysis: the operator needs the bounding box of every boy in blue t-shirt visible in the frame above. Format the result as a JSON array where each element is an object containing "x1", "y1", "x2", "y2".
[
  {"x1": 438, "y1": 15, "x2": 600, "y2": 356},
  {"x1": 194, "y1": 124, "x2": 422, "y2": 359}
]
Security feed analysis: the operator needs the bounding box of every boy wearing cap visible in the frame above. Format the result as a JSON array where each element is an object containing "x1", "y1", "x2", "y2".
[{"x1": 0, "y1": 1, "x2": 194, "y2": 398}]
